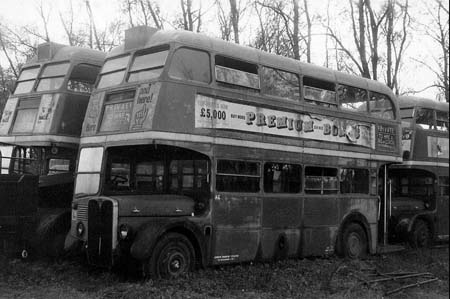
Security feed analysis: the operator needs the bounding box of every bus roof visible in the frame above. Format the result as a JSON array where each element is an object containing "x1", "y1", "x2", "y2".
[
  {"x1": 25, "y1": 42, "x2": 105, "y2": 67},
  {"x1": 398, "y1": 96, "x2": 449, "y2": 112},
  {"x1": 107, "y1": 26, "x2": 394, "y2": 98}
]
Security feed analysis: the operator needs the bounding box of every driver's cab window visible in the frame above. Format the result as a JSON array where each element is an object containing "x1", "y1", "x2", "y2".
[{"x1": 106, "y1": 157, "x2": 131, "y2": 191}]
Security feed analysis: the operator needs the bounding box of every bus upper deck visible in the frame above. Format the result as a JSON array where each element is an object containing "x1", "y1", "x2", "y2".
[{"x1": 80, "y1": 26, "x2": 401, "y2": 160}]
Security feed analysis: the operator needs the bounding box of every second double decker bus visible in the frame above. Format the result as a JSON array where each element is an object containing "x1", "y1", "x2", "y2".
[
  {"x1": 388, "y1": 96, "x2": 448, "y2": 247},
  {"x1": 66, "y1": 26, "x2": 402, "y2": 278},
  {"x1": 0, "y1": 42, "x2": 105, "y2": 257}
]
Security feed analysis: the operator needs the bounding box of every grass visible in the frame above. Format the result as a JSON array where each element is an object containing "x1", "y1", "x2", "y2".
[{"x1": 0, "y1": 246, "x2": 448, "y2": 298}]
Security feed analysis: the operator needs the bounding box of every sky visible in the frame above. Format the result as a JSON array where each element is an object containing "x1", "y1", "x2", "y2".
[{"x1": 0, "y1": 0, "x2": 446, "y2": 100}]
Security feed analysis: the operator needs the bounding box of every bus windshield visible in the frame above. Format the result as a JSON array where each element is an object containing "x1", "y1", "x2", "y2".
[
  {"x1": 97, "y1": 55, "x2": 130, "y2": 89},
  {"x1": 36, "y1": 62, "x2": 70, "y2": 92},
  {"x1": 127, "y1": 48, "x2": 169, "y2": 82},
  {"x1": 14, "y1": 66, "x2": 40, "y2": 94}
]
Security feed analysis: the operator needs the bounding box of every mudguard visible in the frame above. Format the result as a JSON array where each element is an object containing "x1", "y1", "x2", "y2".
[
  {"x1": 336, "y1": 211, "x2": 373, "y2": 255},
  {"x1": 130, "y1": 217, "x2": 207, "y2": 266},
  {"x1": 34, "y1": 211, "x2": 71, "y2": 249}
]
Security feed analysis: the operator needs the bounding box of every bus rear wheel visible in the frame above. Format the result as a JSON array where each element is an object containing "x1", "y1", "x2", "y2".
[
  {"x1": 410, "y1": 219, "x2": 431, "y2": 248},
  {"x1": 145, "y1": 233, "x2": 195, "y2": 279},
  {"x1": 341, "y1": 223, "x2": 368, "y2": 259}
]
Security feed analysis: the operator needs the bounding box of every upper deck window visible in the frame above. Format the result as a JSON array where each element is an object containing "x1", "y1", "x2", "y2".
[
  {"x1": 415, "y1": 107, "x2": 434, "y2": 129},
  {"x1": 128, "y1": 46, "x2": 169, "y2": 83},
  {"x1": 303, "y1": 77, "x2": 336, "y2": 108},
  {"x1": 97, "y1": 55, "x2": 130, "y2": 89},
  {"x1": 215, "y1": 55, "x2": 259, "y2": 90},
  {"x1": 67, "y1": 64, "x2": 101, "y2": 93},
  {"x1": 261, "y1": 67, "x2": 299, "y2": 101},
  {"x1": 338, "y1": 84, "x2": 368, "y2": 113},
  {"x1": 99, "y1": 90, "x2": 135, "y2": 132},
  {"x1": 369, "y1": 92, "x2": 395, "y2": 120},
  {"x1": 399, "y1": 107, "x2": 414, "y2": 121},
  {"x1": 436, "y1": 110, "x2": 449, "y2": 131},
  {"x1": 168, "y1": 48, "x2": 211, "y2": 83},
  {"x1": 36, "y1": 62, "x2": 70, "y2": 92},
  {"x1": 14, "y1": 66, "x2": 40, "y2": 94}
]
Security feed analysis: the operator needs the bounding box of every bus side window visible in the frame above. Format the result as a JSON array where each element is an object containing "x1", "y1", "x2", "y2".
[
  {"x1": 436, "y1": 110, "x2": 449, "y2": 131},
  {"x1": 168, "y1": 48, "x2": 211, "y2": 83},
  {"x1": 264, "y1": 162, "x2": 301, "y2": 193},
  {"x1": 303, "y1": 77, "x2": 337, "y2": 108},
  {"x1": 439, "y1": 176, "x2": 449, "y2": 196},
  {"x1": 338, "y1": 85, "x2": 368, "y2": 113},
  {"x1": 68, "y1": 64, "x2": 101, "y2": 93},
  {"x1": 415, "y1": 108, "x2": 435, "y2": 129},
  {"x1": 369, "y1": 92, "x2": 395, "y2": 120},
  {"x1": 340, "y1": 168, "x2": 369, "y2": 194},
  {"x1": 215, "y1": 55, "x2": 259, "y2": 90},
  {"x1": 305, "y1": 166, "x2": 338, "y2": 195},
  {"x1": 216, "y1": 160, "x2": 260, "y2": 193},
  {"x1": 261, "y1": 67, "x2": 300, "y2": 101}
]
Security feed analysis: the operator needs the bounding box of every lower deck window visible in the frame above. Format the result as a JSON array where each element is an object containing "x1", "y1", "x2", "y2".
[
  {"x1": 305, "y1": 166, "x2": 338, "y2": 194},
  {"x1": 439, "y1": 176, "x2": 449, "y2": 196},
  {"x1": 340, "y1": 168, "x2": 369, "y2": 194},
  {"x1": 264, "y1": 162, "x2": 301, "y2": 193},
  {"x1": 216, "y1": 160, "x2": 260, "y2": 192}
]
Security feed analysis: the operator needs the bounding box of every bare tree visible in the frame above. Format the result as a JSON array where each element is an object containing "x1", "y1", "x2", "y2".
[
  {"x1": 417, "y1": 0, "x2": 449, "y2": 102},
  {"x1": 215, "y1": 0, "x2": 248, "y2": 44},
  {"x1": 179, "y1": 0, "x2": 202, "y2": 32},
  {"x1": 255, "y1": 0, "x2": 313, "y2": 61},
  {"x1": 383, "y1": 0, "x2": 410, "y2": 95},
  {"x1": 121, "y1": 0, "x2": 164, "y2": 29}
]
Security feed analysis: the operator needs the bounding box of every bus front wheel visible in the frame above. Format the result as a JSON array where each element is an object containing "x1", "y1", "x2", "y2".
[
  {"x1": 410, "y1": 219, "x2": 431, "y2": 248},
  {"x1": 145, "y1": 232, "x2": 195, "y2": 279},
  {"x1": 341, "y1": 223, "x2": 368, "y2": 259}
]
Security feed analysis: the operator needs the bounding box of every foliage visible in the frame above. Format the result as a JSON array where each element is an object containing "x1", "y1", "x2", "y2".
[{"x1": 0, "y1": 247, "x2": 448, "y2": 298}]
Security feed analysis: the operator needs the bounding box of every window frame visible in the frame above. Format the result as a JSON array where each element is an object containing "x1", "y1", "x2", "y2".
[
  {"x1": 168, "y1": 46, "x2": 212, "y2": 84},
  {"x1": 215, "y1": 159, "x2": 261, "y2": 193}
]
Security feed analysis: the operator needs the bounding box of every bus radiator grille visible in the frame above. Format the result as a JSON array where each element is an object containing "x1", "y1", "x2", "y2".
[
  {"x1": 87, "y1": 199, "x2": 113, "y2": 267},
  {"x1": 76, "y1": 202, "x2": 88, "y2": 222}
]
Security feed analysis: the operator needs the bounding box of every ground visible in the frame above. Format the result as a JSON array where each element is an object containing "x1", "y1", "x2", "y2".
[{"x1": 0, "y1": 246, "x2": 448, "y2": 298}]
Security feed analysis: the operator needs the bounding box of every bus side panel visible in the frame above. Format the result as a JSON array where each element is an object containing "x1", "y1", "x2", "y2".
[
  {"x1": 437, "y1": 195, "x2": 449, "y2": 237},
  {"x1": 340, "y1": 196, "x2": 379, "y2": 253},
  {"x1": 212, "y1": 194, "x2": 261, "y2": 264},
  {"x1": 301, "y1": 196, "x2": 339, "y2": 256},
  {"x1": 260, "y1": 196, "x2": 301, "y2": 259}
]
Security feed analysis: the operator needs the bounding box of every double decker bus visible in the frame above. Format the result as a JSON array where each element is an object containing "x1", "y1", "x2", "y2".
[
  {"x1": 388, "y1": 96, "x2": 448, "y2": 247},
  {"x1": 66, "y1": 26, "x2": 402, "y2": 278},
  {"x1": 0, "y1": 42, "x2": 105, "y2": 257}
]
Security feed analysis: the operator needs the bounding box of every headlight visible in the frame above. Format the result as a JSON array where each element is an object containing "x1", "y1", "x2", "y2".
[
  {"x1": 76, "y1": 222, "x2": 85, "y2": 237},
  {"x1": 119, "y1": 224, "x2": 131, "y2": 240}
]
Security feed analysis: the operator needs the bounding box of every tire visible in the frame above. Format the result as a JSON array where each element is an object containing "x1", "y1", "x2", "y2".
[
  {"x1": 341, "y1": 223, "x2": 368, "y2": 259},
  {"x1": 145, "y1": 233, "x2": 195, "y2": 279},
  {"x1": 410, "y1": 219, "x2": 432, "y2": 248}
]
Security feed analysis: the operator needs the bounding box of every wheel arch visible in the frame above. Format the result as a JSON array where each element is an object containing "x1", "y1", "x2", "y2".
[
  {"x1": 336, "y1": 211, "x2": 372, "y2": 256},
  {"x1": 130, "y1": 219, "x2": 207, "y2": 268},
  {"x1": 408, "y1": 213, "x2": 435, "y2": 236}
]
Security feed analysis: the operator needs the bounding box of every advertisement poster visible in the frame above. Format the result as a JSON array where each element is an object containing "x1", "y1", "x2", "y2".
[{"x1": 195, "y1": 94, "x2": 375, "y2": 149}]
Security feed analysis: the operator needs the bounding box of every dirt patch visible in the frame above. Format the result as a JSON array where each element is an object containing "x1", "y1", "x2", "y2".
[{"x1": 0, "y1": 246, "x2": 448, "y2": 298}]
